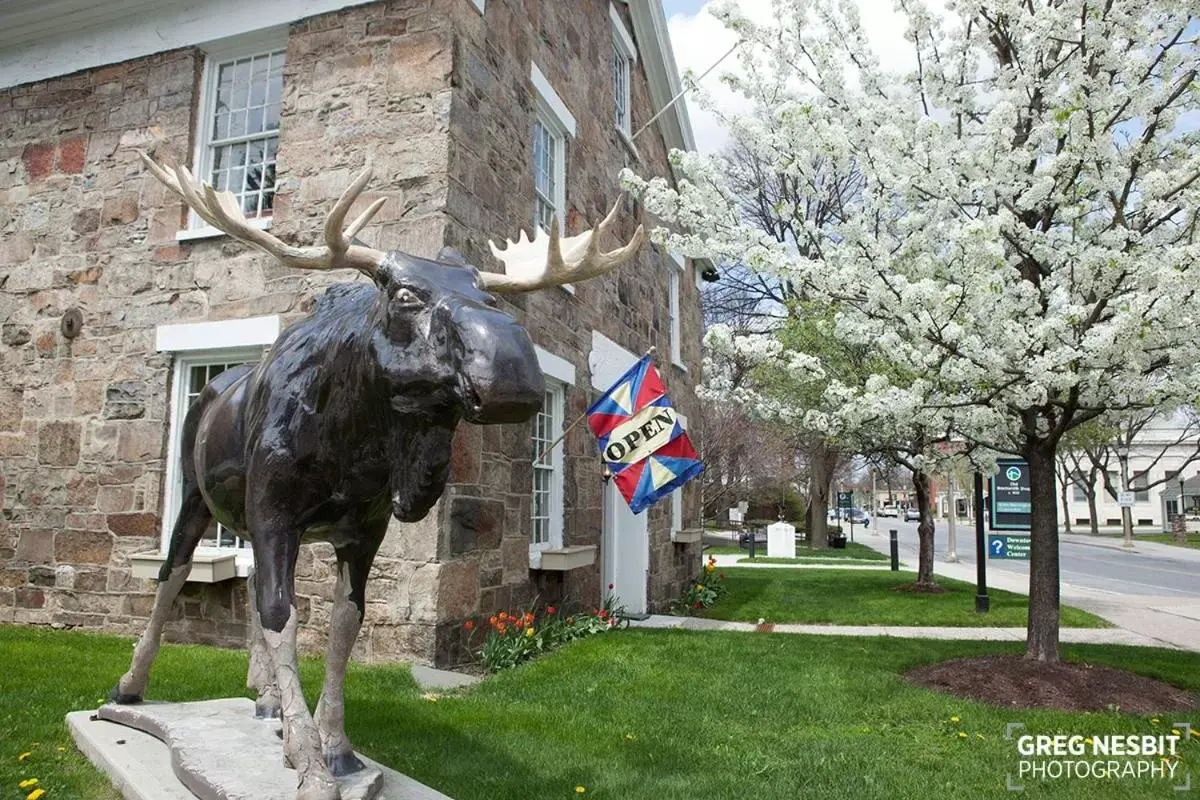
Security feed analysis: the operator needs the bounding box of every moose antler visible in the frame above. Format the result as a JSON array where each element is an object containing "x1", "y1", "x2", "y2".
[
  {"x1": 138, "y1": 151, "x2": 387, "y2": 279},
  {"x1": 482, "y1": 197, "x2": 645, "y2": 293}
]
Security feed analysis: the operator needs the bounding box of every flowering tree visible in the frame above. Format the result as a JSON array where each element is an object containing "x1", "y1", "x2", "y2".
[{"x1": 627, "y1": 0, "x2": 1200, "y2": 661}]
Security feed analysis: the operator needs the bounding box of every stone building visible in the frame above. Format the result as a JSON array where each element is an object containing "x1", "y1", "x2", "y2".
[{"x1": 0, "y1": 0, "x2": 705, "y2": 666}]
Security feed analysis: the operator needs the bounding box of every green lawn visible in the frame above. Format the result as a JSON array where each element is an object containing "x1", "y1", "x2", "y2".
[
  {"x1": 1128, "y1": 533, "x2": 1200, "y2": 550},
  {"x1": 707, "y1": 541, "x2": 888, "y2": 561},
  {"x1": 1, "y1": 626, "x2": 1196, "y2": 799},
  {"x1": 738, "y1": 557, "x2": 893, "y2": 566},
  {"x1": 704, "y1": 568, "x2": 1110, "y2": 628}
]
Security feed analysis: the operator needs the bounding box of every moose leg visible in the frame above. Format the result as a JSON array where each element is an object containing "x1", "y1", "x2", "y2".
[
  {"x1": 314, "y1": 528, "x2": 384, "y2": 775},
  {"x1": 253, "y1": 530, "x2": 340, "y2": 800},
  {"x1": 111, "y1": 485, "x2": 211, "y2": 703},
  {"x1": 246, "y1": 567, "x2": 281, "y2": 718}
]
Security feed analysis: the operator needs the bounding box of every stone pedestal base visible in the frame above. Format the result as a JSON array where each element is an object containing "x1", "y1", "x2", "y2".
[{"x1": 67, "y1": 698, "x2": 450, "y2": 800}]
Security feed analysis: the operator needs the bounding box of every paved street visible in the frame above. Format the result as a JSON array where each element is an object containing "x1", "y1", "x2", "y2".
[
  {"x1": 867, "y1": 519, "x2": 1200, "y2": 598},
  {"x1": 857, "y1": 519, "x2": 1200, "y2": 650}
]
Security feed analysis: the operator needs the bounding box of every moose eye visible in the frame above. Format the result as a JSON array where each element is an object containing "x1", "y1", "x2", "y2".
[{"x1": 394, "y1": 288, "x2": 423, "y2": 307}]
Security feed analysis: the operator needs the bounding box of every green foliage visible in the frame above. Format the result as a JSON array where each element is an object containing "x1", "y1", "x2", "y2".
[
  {"x1": 472, "y1": 596, "x2": 626, "y2": 673},
  {"x1": 669, "y1": 556, "x2": 729, "y2": 615}
]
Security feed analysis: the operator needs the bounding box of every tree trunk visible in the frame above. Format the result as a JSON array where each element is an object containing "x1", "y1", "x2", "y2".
[
  {"x1": 912, "y1": 469, "x2": 937, "y2": 587},
  {"x1": 1024, "y1": 441, "x2": 1060, "y2": 663},
  {"x1": 808, "y1": 451, "x2": 830, "y2": 550},
  {"x1": 1056, "y1": 461, "x2": 1072, "y2": 534},
  {"x1": 1085, "y1": 483, "x2": 1099, "y2": 535},
  {"x1": 806, "y1": 441, "x2": 841, "y2": 549}
]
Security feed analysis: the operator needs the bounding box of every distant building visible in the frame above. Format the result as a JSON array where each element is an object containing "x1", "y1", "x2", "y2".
[{"x1": 1060, "y1": 411, "x2": 1200, "y2": 532}]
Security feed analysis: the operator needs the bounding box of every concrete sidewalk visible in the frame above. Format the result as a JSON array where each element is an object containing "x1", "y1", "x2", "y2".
[{"x1": 629, "y1": 615, "x2": 1167, "y2": 647}]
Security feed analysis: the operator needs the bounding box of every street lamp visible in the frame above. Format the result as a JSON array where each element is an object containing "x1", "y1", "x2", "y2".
[{"x1": 1115, "y1": 443, "x2": 1133, "y2": 549}]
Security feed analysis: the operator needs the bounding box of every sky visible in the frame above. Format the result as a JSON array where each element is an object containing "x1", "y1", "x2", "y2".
[{"x1": 662, "y1": 0, "x2": 920, "y2": 153}]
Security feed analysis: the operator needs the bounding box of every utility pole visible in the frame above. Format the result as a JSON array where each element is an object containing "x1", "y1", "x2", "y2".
[{"x1": 946, "y1": 472, "x2": 959, "y2": 562}]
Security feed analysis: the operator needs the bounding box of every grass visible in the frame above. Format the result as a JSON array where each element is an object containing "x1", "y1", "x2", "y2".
[
  {"x1": 1126, "y1": 533, "x2": 1200, "y2": 550},
  {"x1": 703, "y1": 568, "x2": 1111, "y2": 628},
  {"x1": 1, "y1": 625, "x2": 1197, "y2": 799},
  {"x1": 738, "y1": 557, "x2": 892, "y2": 566},
  {"x1": 707, "y1": 541, "x2": 888, "y2": 561}
]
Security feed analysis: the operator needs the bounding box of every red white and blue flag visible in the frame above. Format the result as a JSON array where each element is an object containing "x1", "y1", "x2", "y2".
[{"x1": 587, "y1": 355, "x2": 703, "y2": 514}]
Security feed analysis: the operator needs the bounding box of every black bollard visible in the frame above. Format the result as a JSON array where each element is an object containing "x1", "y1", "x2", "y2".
[
  {"x1": 974, "y1": 472, "x2": 990, "y2": 612},
  {"x1": 889, "y1": 529, "x2": 899, "y2": 571},
  {"x1": 748, "y1": 529, "x2": 756, "y2": 559}
]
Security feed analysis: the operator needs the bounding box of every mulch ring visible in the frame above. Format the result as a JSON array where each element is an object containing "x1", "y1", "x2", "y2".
[{"x1": 906, "y1": 655, "x2": 1198, "y2": 713}]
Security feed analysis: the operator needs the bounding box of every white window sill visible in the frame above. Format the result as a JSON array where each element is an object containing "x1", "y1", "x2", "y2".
[
  {"x1": 671, "y1": 360, "x2": 688, "y2": 373},
  {"x1": 671, "y1": 528, "x2": 703, "y2": 544},
  {"x1": 529, "y1": 545, "x2": 597, "y2": 571},
  {"x1": 130, "y1": 550, "x2": 245, "y2": 583},
  {"x1": 176, "y1": 216, "x2": 272, "y2": 242}
]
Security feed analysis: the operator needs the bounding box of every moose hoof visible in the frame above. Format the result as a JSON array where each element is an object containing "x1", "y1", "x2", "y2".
[
  {"x1": 324, "y1": 749, "x2": 365, "y2": 776},
  {"x1": 107, "y1": 686, "x2": 143, "y2": 705}
]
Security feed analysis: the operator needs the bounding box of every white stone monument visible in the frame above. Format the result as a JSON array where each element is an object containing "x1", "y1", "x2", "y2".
[
  {"x1": 767, "y1": 520, "x2": 796, "y2": 558},
  {"x1": 729, "y1": 507, "x2": 744, "y2": 525}
]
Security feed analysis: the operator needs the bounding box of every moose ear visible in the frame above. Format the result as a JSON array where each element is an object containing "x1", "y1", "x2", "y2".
[{"x1": 436, "y1": 246, "x2": 471, "y2": 267}]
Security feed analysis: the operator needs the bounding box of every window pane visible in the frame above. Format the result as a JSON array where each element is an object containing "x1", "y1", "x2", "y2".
[
  {"x1": 531, "y1": 387, "x2": 561, "y2": 546},
  {"x1": 205, "y1": 48, "x2": 284, "y2": 220}
]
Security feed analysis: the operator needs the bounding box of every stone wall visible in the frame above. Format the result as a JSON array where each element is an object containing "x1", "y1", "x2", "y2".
[
  {"x1": 0, "y1": 0, "x2": 703, "y2": 668},
  {"x1": 435, "y1": 0, "x2": 704, "y2": 663}
]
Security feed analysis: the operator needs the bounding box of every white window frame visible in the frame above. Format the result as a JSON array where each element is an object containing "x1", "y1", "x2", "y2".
[
  {"x1": 530, "y1": 62, "x2": 576, "y2": 233},
  {"x1": 155, "y1": 316, "x2": 280, "y2": 576},
  {"x1": 668, "y1": 253, "x2": 686, "y2": 370},
  {"x1": 530, "y1": 346, "x2": 576, "y2": 563},
  {"x1": 178, "y1": 28, "x2": 287, "y2": 242},
  {"x1": 610, "y1": 4, "x2": 637, "y2": 139}
]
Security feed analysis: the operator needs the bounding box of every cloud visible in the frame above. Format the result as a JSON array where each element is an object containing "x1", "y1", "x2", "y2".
[{"x1": 667, "y1": 0, "x2": 925, "y2": 154}]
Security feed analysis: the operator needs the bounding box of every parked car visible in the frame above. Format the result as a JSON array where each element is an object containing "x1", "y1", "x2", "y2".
[
  {"x1": 877, "y1": 506, "x2": 899, "y2": 518},
  {"x1": 847, "y1": 508, "x2": 870, "y2": 526},
  {"x1": 904, "y1": 507, "x2": 921, "y2": 522}
]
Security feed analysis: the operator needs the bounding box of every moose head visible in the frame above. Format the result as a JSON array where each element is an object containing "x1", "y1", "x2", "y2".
[
  {"x1": 139, "y1": 152, "x2": 644, "y2": 429},
  {"x1": 112, "y1": 153, "x2": 646, "y2": 800}
]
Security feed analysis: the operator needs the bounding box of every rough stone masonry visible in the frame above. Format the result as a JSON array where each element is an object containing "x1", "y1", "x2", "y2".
[{"x1": 0, "y1": 0, "x2": 703, "y2": 667}]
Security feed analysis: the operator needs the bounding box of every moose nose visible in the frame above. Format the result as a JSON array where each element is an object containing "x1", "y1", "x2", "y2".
[{"x1": 451, "y1": 303, "x2": 545, "y2": 424}]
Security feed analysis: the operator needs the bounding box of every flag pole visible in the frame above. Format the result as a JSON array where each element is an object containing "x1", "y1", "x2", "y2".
[{"x1": 534, "y1": 346, "x2": 657, "y2": 465}]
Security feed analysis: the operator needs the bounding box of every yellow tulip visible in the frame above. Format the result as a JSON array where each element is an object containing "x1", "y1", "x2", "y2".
[
  {"x1": 19, "y1": 778, "x2": 38, "y2": 789},
  {"x1": 28, "y1": 789, "x2": 45, "y2": 800}
]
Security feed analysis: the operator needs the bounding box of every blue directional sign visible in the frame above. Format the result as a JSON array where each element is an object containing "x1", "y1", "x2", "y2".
[{"x1": 988, "y1": 534, "x2": 1030, "y2": 559}]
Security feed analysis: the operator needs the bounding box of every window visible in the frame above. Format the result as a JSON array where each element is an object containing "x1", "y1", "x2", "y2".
[
  {"x1": 530, "y1": 63, "x2": 576, "y2": 232},
  {"x1": 1132, "y1": 471, "x2": 1149, "y2": 502},
  {"x1": 1072, "y1": 473, "x2": 1088, "y2": 502},
  {"x1": 182, "y1": 31, "x2": 285, "y2": 237},
  {"x1": 533, "y1": 118, "x2": 559, "y2": 232},
  {"x1": 529, "y1": 346, "x2": 576, "y2": 562},
  {"x1": 667, "y1": 253, "x2": 685, "y2": 368},
  {"x1": 610, "y1": 4, "x2": 637, "y2": 138},
  {"x1": 531, "y1": 381, "x2": 565, "y2": 550},
  {"x1": 156, "y1": 315, "x2": 281, "y2": 571}
]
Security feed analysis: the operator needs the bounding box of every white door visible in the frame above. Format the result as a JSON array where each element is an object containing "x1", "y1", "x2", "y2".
[{"x1": 603, "y1": 480, "x2": 649, "y2": 616}]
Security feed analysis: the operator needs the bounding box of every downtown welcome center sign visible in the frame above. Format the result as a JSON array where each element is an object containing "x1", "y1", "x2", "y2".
[{"x1": 587, "y1": 355, "x2": 703, "y2": 514}]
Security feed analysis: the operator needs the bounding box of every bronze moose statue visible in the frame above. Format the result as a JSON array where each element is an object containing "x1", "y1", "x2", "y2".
[{"x1": 110, "y1": 152, "x2": 644, "y2": 800}]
